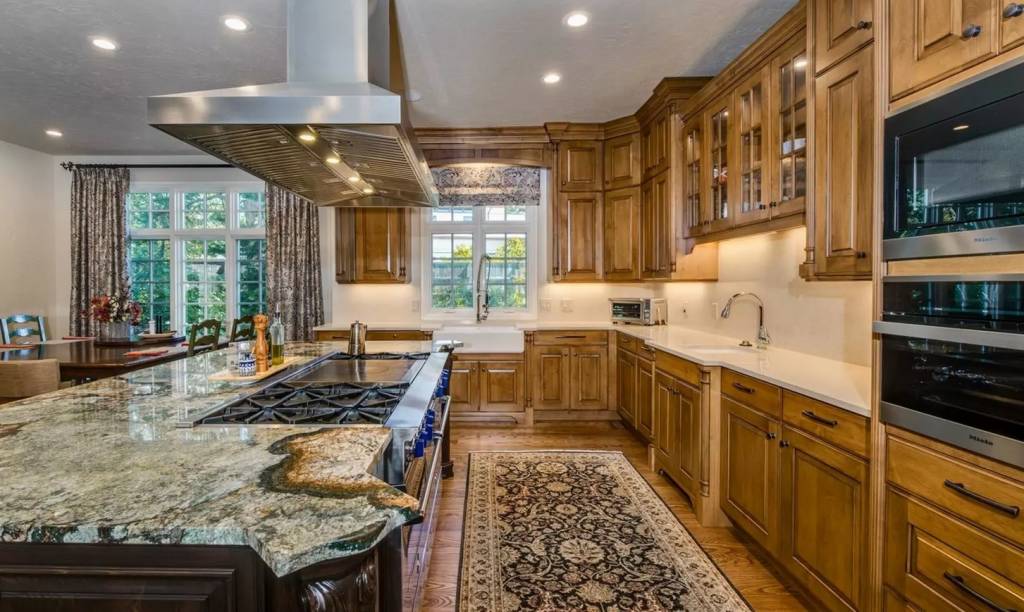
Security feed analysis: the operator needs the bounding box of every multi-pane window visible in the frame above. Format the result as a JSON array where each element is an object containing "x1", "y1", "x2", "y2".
[
  {"x1": 237, "y1": 239, "x2": 267, "y2": 317},
  {"x1": 128, "y1": 239, "x2": 171, "y2": 324},
  {"x1": 183, "y1": 239, "x2": 227, "y2": 327},
  {"x1": 126, "y1": 186, "x2": 266, "y2": 333},
  {"x1": 485, "y1": 233, "x2": 527, "y2": 308},
  {"x1": 424, "y1": 205, "x2": 535, "y2": 315},
  {"x1": 430, "y1": 234, "x2": 474, "y2": 309}
]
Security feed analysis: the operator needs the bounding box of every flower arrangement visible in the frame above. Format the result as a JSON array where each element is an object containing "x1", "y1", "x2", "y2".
[{"x1": 88, "y1": 287, "x2": 142, "y2": 325}]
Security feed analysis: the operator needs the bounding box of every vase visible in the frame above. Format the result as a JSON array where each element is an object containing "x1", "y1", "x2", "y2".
[{"x1": 104, "y1": 321, "x2": 131, "y2": 340}]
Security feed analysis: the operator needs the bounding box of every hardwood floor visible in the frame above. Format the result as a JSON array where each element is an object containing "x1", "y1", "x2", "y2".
[{"x1": 422, "y1": 421, "x2": 811, "y2": 611}]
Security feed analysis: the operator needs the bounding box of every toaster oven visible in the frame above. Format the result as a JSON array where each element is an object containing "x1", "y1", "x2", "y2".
[{"x1": 610, "y1": 298, "x2": 667, "y2": 326}]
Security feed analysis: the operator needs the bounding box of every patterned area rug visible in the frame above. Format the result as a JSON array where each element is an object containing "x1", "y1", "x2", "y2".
[{"x1": 458, "y1": 451, "x2": 751, "y2": 611}]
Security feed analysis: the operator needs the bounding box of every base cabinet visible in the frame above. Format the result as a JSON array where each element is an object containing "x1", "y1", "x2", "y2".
[
  {"x1": 530, "y1": 333, "x2": 610, "y2": 413},
  {"x1": 616, "y1": 349, "x2": 637, "y2": 426},
  {"x1": 636, "y1": 354, "x2": 654, "y2": 440},
  {"x1": 449, "y1": 358, "x2": 524, "y2": 414},
  {"x1": 721, "y1": 396, "x2": 781, "y2": 555}
]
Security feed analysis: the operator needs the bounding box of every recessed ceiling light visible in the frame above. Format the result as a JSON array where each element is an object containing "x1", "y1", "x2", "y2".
[
  {"x1": 542, "y1": 72, "x2": 562, "y2": 84},
  {"x1": 564, "y1": 11, "x2": 589, "y2": 27},
  {"x1": 362, "y1": 187, "x2": 374, "y2": 194},
  {"x1": 298, "y1": 132, "x2": 316, "y2": 142},
  {"x1": 326, "y1": 155, "x2": 340, "y2": 164},
  {"x1": 91, "y1": 37, "x2": 118, "y2": 51},
  {"x1": 222, "y1": 16, "x2": 251, "y2": 32},
  {"x1": 45, "y1": 129, "x2": 63, "y2": 138},
  {"x1": 953, "y1": 124, "x2": 970, "y2": 131}
]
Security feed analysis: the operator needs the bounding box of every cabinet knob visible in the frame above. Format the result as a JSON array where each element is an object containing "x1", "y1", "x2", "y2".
[
  {"x1": 1005, "y1": 3, "x2": 1024, "y2": 18},
  {"x1": 962, "y1": 24, "x2": 983, "y2": 38},
  {"x1": 779, "y1": 440, "x2": 790, "y2": 448},
  {"x1": 855, "y1": 251, "x2": 868, "y2": 259},
  {"x1": 768, "y1": 201, "x2": 778, "y2": 208},
  {"x1": 757, "y1": 203, "x2": 767, "y2": 210},
  {"x1": 855, "y1": 20, "x2": 872, "y2": 30},
  {"x1": 766, "y1": 432, "x2": 777, "y2": 440}
]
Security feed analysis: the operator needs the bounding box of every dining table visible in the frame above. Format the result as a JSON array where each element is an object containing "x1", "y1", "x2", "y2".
[{"x1": 0, "y1": 338, "x2": 191, "y2": 381}]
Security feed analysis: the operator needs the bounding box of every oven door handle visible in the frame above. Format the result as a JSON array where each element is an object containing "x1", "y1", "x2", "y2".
[{"x1": 873, "y1": 321, "x2": 1024, "y2": 351}]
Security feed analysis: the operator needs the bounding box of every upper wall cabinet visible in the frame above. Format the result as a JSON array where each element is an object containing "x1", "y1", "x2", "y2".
[
  {"x1": 603, "y1": 186, "x2": 642, "y2": 281},
  {"x1": 814, "y1": 0, "x2": 873, "y2": 74},
  {"x1": 889, "y1": 0, "x2": 997, "y2": 101},
  {"x1": 603, "y1": 133, "x2": 642, "y2": 190},
  {"x1": 642, "y1": 111, "x2": 672, "y2": 179},
  {"x1": 335, "y1": 208, "x2": 411, "y2": 284},
  {"x1": 705, "y1": 95, "x2": 735, "y2": 235},
  {"x1": 734, "y1": 66, "x2": 772, "y2": 227},
  {"x1": 769, "y1": 35, "x2": 810, "y2": 220},
  {"x1": 558, "y1": 141, "x2": 604, "y2": 191},
  {"x1": 641, "y1": 169, "x2": 673, "y2": 278},
  {"x1": 555, "y1": 191, "x2": 604, "y2": 281}
]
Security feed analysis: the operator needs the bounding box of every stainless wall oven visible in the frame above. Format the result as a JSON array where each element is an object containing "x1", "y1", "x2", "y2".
[
  {"x1": 883, "y1": 62, "x2": 1024, "y2": 260},
  {"x1": 876, "y1": 275, "x2": 1024, "y2": 467}
]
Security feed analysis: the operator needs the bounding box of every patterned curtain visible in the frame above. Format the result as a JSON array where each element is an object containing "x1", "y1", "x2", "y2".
[
  {"x1": 69, "y1": 166, "x2": 130, "y2": 336},
  {"x1": 266, "y1": 184, "x2": 324, "y2": 341},
  {"x1": 431, "y1": 165, "x2": 541, "y2": 207}
]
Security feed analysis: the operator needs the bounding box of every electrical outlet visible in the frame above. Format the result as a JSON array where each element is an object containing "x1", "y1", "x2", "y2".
[
  {"x1": 712, "y1": 302, "x2": 720, "y2": 320},
  {"x1": 680, "y1": 302, "x2": 689, "y2": 318},
  {"x1": 540, "y1": 299, "x2": 552, "y2": 312},
  {"x1": 411, "y1": 300, "x2": 420, "y2": 313},
  {"x1": 560, "y1": 299, "x2": 574, "y2": 313}
]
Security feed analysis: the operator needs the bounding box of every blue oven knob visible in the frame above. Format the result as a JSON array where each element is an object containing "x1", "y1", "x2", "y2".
[{"x1": 414, "y1": 437, "x2": 425, "y2": 458}]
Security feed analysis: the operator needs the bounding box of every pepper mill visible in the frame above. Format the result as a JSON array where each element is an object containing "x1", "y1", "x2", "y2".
[{"x1": 253, "y1": 314, "x2": 270, "y2": 373}]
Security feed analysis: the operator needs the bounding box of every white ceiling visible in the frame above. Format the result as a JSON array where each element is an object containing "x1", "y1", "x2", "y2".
[{"x1": 0, "y1": 0, "x2": 796, "y2": 155}]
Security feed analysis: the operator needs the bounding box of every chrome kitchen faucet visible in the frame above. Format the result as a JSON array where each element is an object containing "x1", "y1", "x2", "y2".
[{"x1": 720, "y1": 292, "x2": 771, "y2": 349}]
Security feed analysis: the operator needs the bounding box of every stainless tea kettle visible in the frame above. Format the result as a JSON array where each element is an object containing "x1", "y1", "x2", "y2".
[{"x1": 347, "y1": 321, "x2": 367, "y2": 356}]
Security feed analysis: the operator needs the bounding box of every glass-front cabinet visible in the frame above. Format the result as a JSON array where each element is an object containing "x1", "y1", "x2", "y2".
[
  {"x1": 735, "y1": 66, "x2": 770, "y2": 226},
  {"x1": 706, "y1": 95, "x2": 734, "y2": 233},
  {"x1": 684, "y1": 122, "x2": 703, "y2": 236},
  {"x1": 771, "y1": 36, "x2": 808, "y2": 219}
]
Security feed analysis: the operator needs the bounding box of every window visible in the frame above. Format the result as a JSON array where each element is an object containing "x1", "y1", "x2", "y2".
[
  {"x1": 423, "y1": 205, "x2": 537, "y2": 318},
  {"x1": 127, "y1": 185, "x2": 266, "y2": 333}
]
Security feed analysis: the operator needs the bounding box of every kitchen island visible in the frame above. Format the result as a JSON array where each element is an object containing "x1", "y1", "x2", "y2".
[{"x1": 0, "y1": 341, "x2": 440, "y2": 611}]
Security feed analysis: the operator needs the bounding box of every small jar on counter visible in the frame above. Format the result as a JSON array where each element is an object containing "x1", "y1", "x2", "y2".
[{"x1": 235, "y1": 341, "x2": 256, "y2": 377}]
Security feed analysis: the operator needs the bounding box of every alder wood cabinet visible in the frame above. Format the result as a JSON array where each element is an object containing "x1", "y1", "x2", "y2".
[
  {"x1": 603, "y1": 132, "x2": 642, "y2": 190},
  {"x1": 557, "y1": 140, "x2": 603, "y2": 192},
  {"x1": 636, "y1": 348, "x2": 655, "y2": 440},
  {"x1": 733, "y1": 66, "x2": 772, "y2": 228},
  {"x1": 616, "y1": 332, "x2": 655, "y2": 441},
  {"x1": 813, "y1": 0, "x2": 873, "y2": 74},
  {"x1": 528, "y1": 331, "x2": 610, "y2": 417},
  {"x1": 554, "y1": 191, "x2": 604, "y2": 281},
  {"x1": 602, "y1": 186, "x2": 642, "y2": 281},
  {"x1": 616, "y1": 347, "x2": 638, "y2": 426},
  {"x1": 640, "y1": 168, "x2": 673, "y2": 278},
  {"x1": 314, "y1": 329, "x2": 433, "y2": 342},
  {"x1": 335, "y1": 208, "x2": 411, "y2": 284},
  {"x1": 769, "y1": 34, "x2": 810, "y2": 221},
  {"x1": 449, "y1": 356, "x2": 526, "y2": 415},
  {"x1": 653, "y1": 364, "x2": 701, "y2": 504}
]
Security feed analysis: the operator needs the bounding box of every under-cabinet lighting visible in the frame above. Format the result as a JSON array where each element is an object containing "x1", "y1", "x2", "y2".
[
  {"x1": 542, "y1": 72, "x2": 562, "y2": 84},
  {"x1": 223, "y1": 16, "x2": 251, "y2": 32},
  {"x1": 45, "y1": 129, "x2": 63, "y2": 138},
  {"x1": 953, "y1": 124, "x2": 970, "y2": 131},
  {"x1": 91, "y1": 37, "x2": 118, "y2": 51}
]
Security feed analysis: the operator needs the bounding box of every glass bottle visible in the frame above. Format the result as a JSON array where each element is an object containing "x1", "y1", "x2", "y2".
[{"x1": 269, "y1": 310, "x2": 285, "y2": 365}]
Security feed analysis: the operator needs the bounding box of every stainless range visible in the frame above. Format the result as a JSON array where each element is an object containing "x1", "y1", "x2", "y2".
[{"x1": 184, "y1": 348, "x2": 453, "y2": 612}]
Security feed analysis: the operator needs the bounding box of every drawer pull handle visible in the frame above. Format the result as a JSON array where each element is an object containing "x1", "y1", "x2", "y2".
[
  {"x1": 962, "y1": 23, "x2": 983, "y2": 38},
  {"x1": 943, "y1": 480, "x2": 1021, "y2": 518},
  {"x1": 1005, "y1": 3, "x2": 1024, "y2": 18},
  {"x1": 943, "y1": 572, "x2": 1017, "y2": 612},
  {"x1": 855, "y1": 19, "x2": 872, "y2": 29},
  {"x1": 731, "y1": 382, "x2": 756, "y2": 394},
  {"x1": 557, "y1": 335, "x2": 587, "y2": 339},
  {"x1": 801, "y1": 410, "x2": 838, "y2": 428}
]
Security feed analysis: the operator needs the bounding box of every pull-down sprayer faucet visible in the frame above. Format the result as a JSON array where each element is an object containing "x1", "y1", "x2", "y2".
[
  {"x1": 476, "y1": 255, "x2": 493, "y2": 322},
  {"x1": 720, "y1": 292, "x2": 771, "y2": 349}
]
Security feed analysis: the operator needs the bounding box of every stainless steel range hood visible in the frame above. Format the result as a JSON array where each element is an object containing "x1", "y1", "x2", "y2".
[{"x1": 147, "y1": 0, "x2": 438, "y2": 207}]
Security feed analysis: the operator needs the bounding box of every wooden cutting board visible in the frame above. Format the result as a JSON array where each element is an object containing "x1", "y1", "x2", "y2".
[{"x1": 208, "y1": 356, "x2": 304, "y2": 382}]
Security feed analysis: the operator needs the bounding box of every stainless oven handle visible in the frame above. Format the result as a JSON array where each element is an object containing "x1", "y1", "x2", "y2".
[{"x1": 873, "y1": 321, "x2": 1024, "y2": 351}]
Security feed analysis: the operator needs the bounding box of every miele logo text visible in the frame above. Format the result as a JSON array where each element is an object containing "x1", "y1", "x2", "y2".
[
  {"x1": 973, "y1": 236, "x2": 997, "y2": 243},
  {"x1": 969, "y1": 434, "x2": 995, "y2": 446}
]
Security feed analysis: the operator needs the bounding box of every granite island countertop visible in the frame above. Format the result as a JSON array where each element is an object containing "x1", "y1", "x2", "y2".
[{"x1": 0, "y1": 341, "x2": 427, "y2": 577}]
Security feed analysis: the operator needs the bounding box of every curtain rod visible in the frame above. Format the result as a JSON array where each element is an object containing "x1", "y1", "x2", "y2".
[{"x1": 60, "y1": 162, "x2": 234, "y2": 171}]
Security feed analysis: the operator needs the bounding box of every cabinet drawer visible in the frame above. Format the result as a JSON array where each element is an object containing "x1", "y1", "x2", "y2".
[
  {"x1": 654, "y1": 350, "x2": 700, "y2": 386},
  {"x1": 887, "y1": 433, "x2": 1024, "y2": 549},
  {"x1": 722, "y1": 370, "x2": 782, "y2": 419},
  {"x1": 616, "y1": 332, "x2": 639, "y2": 354},
  {"x1": 532, "y1": 330, "x2": 608, "y2": 346},
  {"x1": 315, "y1": 330, "x2": 350, "y2": 341},
  {"x1": 885, "y1": 488, "x2": 1024, "y2": 612},
  {"x1": 782, "y1": 391, "x2": 869, "y2": 458},
  {"x1": 366, "y1": 330, "x2": 432, "y2": 341},
  {"x1": 637, "y1": 341, "x2": 657, "y2": 361}
]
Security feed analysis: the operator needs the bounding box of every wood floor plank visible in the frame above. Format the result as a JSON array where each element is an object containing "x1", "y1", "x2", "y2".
[{"x1": 421, "y1": 422, "x2": 810, "y2": 611}]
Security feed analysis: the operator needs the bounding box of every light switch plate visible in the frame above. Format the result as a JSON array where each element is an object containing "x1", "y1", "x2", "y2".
[
  {"x1": 541, "y1": 299, "x2": 552, "y2": 312},
  {"x1": 560, "y1": 299, "x2": 573, "y2": 313},
  {"x1": 712, "y1": 302, "x2": 719, "y2": 320}
]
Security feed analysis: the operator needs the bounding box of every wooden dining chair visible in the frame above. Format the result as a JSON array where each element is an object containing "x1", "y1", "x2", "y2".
[
  {"x1": 187, "y1": 319, "x2": 222, "y2": 356},
  {"x1": 228, "y1": 315, "x2": 256, "y2": 342},
  {"x1": 0, "y1": 359, "x2": 60, "y2": 405},
  {"x1": 1, "y1": 314, "x2": 47, "y2": 345}
]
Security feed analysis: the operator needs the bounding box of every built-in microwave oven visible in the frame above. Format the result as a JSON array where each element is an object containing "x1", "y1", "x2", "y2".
[
  {"x1": 610, "y1": 298, "x2": 667, "y2": 326},
  {"x1": 875, "y1": 275, "x2": 1024, "y2": 468},
  {"x1": 883, "y1": 62, "x2": 1024, "y2": 260}
]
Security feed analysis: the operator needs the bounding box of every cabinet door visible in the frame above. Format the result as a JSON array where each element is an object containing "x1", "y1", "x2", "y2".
[
  {"x1": 674, "y1": 381, "x2": 701, "y2": 492},
  {"x1": 449, "y1": 361, "x2": 478, "y2": 412},
  {"x1": 603, "y1": 187, "x2": 641, "y2": 281},
  {"x1": 1003, "y1": 0, "x2": 1024, "y2": 51},
  {"x1": 890, "y1": 0, "x2": 997, "y2": 101},
  {"x1": 770, "y1": 35, "x2": 810, "y2": 219},
  {"x1": 781, "y1": 426, "x2": 869, "y2": 611},
  {"x1": 556, "y1": 192, "x2": 603, "y2": 280},
  {"x1": 814, "y1": 0, "x2": 874, "y2": 74},
  {"x1": 654, "y1": 372, "x2": 677, "y2": 463},
  {"x1": 705, "y1": 97, "x2": 735, "y2": 234},
  {"x1": 734, "y1": 66, "x2": 771, "y2": 227},
  {"x1": 641, "y1": 170, "x2": 673, "y2": 278},
  {"x1": 558, "y1": 141, "x2": 603, "y2": 191},
  {"x1": 636, "y1": 356, "x2": 655, "y2": 440},
  {"x1": 360, "y1": 208, "x2": 408, "y2": 282},
  {"x1": 479, "y1": 361, "x2": 524, "y2": 412},
  {"x1": 604, "y1": 133, "x2": 641, "y2": 189},
  {"x1": 813, "y1": 44, "x2": 874, "y2": 278},
  {"x1": 721, "y1": 396, "x2": 781, "y2": 555},
  {"x1": 531, "y1": 346, "x2": 570, "y2": 410},
  {"x1": 642, "y1": 111, "x2": 671, "y2": 178},
  {"x1": 617, "y1": 349, "x2": 637, "y2": 425},
  {"x1": 684, "y1": 120, "x2": 706, "y2": 237},
  {"x1": 571, "y1": 346, "x2": 607, "y2": 409}
]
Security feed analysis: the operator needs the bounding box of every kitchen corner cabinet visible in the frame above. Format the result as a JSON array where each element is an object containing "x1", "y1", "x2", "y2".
[
  {"x1": 888, "y1": 0, "x2": 997, "y2": 101},
  {"x1": 813, "y1": 0, "x2": 873, "y2": 75},
  {"x1": 811, "y1": 43, "x2": 874, "y2": 278},
  {"x1": 558, "y1": 140, "x2": 603, "y2": 192},
  {"x1": 603, "y1": 186, "x2": 642, "y2": 281},
  {"x1": 554, "y1": 191, "x2": 603, "y2": 281},
  {"x1": 603, "y1": 132, "x2": 642, "y2": 190},
  {"x1": 335, "y1": 208, "x2": 410, "y2": 284}
]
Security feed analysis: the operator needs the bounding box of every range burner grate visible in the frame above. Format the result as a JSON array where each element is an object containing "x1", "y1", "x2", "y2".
[{"x1": 197, "y1": 381, "x2": 411, "y2": 426}]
